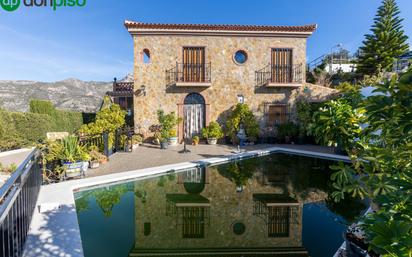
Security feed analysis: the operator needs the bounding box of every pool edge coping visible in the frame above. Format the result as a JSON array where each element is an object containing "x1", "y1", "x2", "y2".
[{"x1": 22, "y1": 146, "x2": 351, "y2": 257}]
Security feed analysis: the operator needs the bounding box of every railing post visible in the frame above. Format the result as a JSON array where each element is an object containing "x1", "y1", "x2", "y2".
[
  {"x1": 176, "y1": 62, "x2": 178, "y2": 82},
  {"x1": 103, "y1": 132, "x2": 110, "y2": 157}
]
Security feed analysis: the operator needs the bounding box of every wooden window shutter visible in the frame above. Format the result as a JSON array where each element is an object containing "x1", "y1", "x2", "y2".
[
  {"x1": 183, "y1": 47, "x2": 205, "y2": 82},
  {"x1": 271, "y1": 49, "x2": 293, "y2": 83}
]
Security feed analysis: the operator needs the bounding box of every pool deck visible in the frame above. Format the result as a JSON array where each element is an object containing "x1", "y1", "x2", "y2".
[
  {"x1": 86, "y1": 143, "x2": 338, "y2": 177},
  {"x1": 22, "y1": 144, "x2": 350, "y2": 257}
]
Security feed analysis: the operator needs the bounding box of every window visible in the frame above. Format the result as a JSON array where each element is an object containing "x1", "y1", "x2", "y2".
[
  {"x1": 271, "y1": 48, "x2": 293, "y2": 83},
  {"x1": 143, "y1": 222, "x2": 151, "y2": 236},
  {"x1": 234, "y1": 50, "x2": 248, "y2": 64},
  {"x1": 268, "y1": 207, "x2": 290, "y2": 237},
  {"x1": 182, "y1": 207, "x2": 205, "y2": 238},
  {"x1": 182, "y1": 47, "x2": 206, "y2": 82},
  {"x1": 267, "y1": 105, "x2": 288, "y2": 125},
  {"x1": 142, "y1": 49, "x2": 151, "y2": 64}
]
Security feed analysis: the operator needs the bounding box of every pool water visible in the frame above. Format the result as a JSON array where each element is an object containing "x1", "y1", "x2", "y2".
[{"x1": 75, "y1": 153, "x2": 365, "y2": 257}]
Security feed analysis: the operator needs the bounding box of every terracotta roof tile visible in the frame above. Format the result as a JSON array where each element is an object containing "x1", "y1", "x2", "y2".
[{"x1": 124, "y1": 20, "x2": 317, "y2": 33}]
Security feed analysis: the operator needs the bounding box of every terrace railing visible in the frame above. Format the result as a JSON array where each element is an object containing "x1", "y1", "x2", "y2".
[
  {"x1": 113, "y1": 81, "x2": 134, "y2": 92},
  {"x1": 256, "y1": 64, "x2": 303, "y2": 87},
  {"x1": 0, "y1": 149, "x2": 42, "y2": 257},
  {"x1": 166, "y1": 62, "x2": 211, "y2": 86}
]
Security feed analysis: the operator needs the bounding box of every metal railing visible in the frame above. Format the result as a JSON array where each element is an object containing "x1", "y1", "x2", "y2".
[
  {"x1": 166, "y1": 62, "x2": 211, "y2": 85},
  {"x1": 0, "y1": 149, "x2": 42, "y2": 257},
  {"x1": 255, "y1": 64, "x2": 303, "y2": 87}
]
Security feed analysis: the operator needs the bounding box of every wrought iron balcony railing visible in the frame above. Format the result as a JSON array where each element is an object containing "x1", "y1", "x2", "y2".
[
  {"x1": 113, "y1": 82, "x2": 134, "y2": 92},
  {"x1": 256, "y1": 64, "x2": 303, "y2": 87},
  {"x1": 166, "y1": 62, "x2": 211, "y2": 86}
]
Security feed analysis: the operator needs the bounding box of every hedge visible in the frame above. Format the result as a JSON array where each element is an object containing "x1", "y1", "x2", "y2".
[
  {"x1": 30, "y1": 100, "x2": 83, "y2": 133},
  {"x1": 0, "y1": 100, "x2": 87, "y2": 151},
  {"x1": 0, "y1": 109, "x2": 55, "y2": 150}
]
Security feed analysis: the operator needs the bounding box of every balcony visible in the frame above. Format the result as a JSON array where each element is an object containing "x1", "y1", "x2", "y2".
[
  {"x1": 166, "y1": 62, "x2": 211, "y2": 87},
  {"x1": 256, "y1": 64, "x2": 303, "y2": 87},
  {"x1": 107, "y1": 79, "x2": 134, "y2": 97}
]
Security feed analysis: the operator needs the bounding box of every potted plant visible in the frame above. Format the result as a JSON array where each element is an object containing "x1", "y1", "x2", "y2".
[
  {"x1": 202, "y1": 121, "x2": 224, "y2": 145},
  {"x1": 192, "y1": 135, "x2": 200, "y2": 145},
  {"x1": 59, "y1": 136, "x2": 90, "y2": 178},
  {"x1": 168, "y1": 129, "x2": 178, "y2": 146},
  {"x1": 345, "y1": 224, "x2": 379, "y2": 257},
  {"x1": 89, "y1": 147, "x2": 107, "y2": 169},
  {"x1": 157, "y1": 110, "x2": 182, "y2": 149},
  {"x1": 132, "y1": 134, "x2": 143, "y2": 149}
]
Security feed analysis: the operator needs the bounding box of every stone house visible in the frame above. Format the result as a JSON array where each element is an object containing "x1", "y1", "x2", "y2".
[{"x1": 122, "y1": 21, "x2": 336, "y2": 141}]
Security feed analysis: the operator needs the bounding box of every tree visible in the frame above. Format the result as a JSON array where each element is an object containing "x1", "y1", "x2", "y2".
[{"x1": 357, "y1": 0, "x2": 409, "y2": 76}]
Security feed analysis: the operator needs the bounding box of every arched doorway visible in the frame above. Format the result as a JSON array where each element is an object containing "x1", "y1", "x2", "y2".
[{"x1": 183, "y1": 93, "x2": 206, "y2": 139}]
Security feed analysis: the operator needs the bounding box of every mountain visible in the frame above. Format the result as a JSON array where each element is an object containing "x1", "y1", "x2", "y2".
[{"x1": 0, "y1": 74, "x2": 132, "y2": 113}]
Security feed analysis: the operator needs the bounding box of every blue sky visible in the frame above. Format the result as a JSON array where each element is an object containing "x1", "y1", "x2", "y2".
[{"x1": 0, "y1": 0, "x2": 411, "y2": 82}]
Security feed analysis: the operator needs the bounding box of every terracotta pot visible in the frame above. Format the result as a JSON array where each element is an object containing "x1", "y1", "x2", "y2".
[{"x1": 89, "y1": 160, "x2": 100, "y2": 169}]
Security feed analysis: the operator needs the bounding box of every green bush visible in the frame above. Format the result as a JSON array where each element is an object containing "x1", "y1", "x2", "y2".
[
  {"x1": 79, "y1": 96, "x2": 126, "y2": 148},
  {"x1": 308, "y1": 99, "x2": 364, "y2": 150},
  {"x1": 156, "y1": 109, "x2": 182, "y2": 142},
  {"x1": 0, "y1": 100, "x2": 86, "y2": 151},
  {"x1": 277, "y1": 122, "x2": 299, "y2": 139},
  {"x1": 12, "y1": 111, "x2": 55, "y2": 144},
  {"x1": 226, "y1": 103, "x2": 259, "y2": 143},
  {"x1": 201, "y1": 121, "x2": 224, "y2": 139},
  {"x1": 0, "y1": 109, "x2": 55, "y2": 150},
  {"x1": 30, "y1": 99, "x2": 83, "y2": 133}
]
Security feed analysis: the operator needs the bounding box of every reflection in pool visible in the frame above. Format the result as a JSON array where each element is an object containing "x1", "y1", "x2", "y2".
[{"x1": 75, "y1": 153, "x2": 365, "y2": 257}]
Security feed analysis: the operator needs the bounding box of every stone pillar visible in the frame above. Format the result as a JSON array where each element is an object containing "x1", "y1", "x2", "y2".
[{"x1": 205, "y1": 104, "x2": 211, "y2": 126}]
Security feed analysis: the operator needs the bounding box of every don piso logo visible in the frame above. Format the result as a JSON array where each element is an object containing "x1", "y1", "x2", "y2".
[{"x1": 1, "y1": 0, "x2": 86, "y2": 12}]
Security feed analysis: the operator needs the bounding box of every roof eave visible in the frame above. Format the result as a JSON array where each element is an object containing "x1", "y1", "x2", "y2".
[{"x1": 126, "y1": 28, "x2": 314, "y2": 38}]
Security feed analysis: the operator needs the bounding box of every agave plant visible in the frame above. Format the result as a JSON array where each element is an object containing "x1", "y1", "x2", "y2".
[{"x1": 60, "y1": 136, "x2": 89, "y2": 163}]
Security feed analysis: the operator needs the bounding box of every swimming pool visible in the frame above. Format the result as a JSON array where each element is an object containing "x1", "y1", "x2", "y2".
[{"x1": 74, "y1": 153, "x2": 365, "y2": 257}]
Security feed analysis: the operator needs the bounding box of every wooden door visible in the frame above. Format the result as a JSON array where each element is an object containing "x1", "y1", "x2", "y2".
[
  {"x1": 271, "y1": 48, "x2": 293, "y2": 83},
  {"x1": 268, "y1": 105, "x2": 287, "y2": 125},
  {"x1": 183, "y1": 47, "x2": 205, "y2": 82}
]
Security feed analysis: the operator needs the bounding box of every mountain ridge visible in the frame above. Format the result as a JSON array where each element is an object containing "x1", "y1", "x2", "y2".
[{"x1": 0, "y1": 73, "x2": 132, "y2": 113}]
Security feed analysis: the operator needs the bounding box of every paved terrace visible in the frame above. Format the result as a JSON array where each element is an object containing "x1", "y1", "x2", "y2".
[{"x1": 87, "y1": 143, "x2": 337, "y2": 177}]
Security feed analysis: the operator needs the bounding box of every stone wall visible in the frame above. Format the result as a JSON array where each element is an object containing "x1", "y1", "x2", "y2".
[{"x1": 132, "y1": 34, "x2": 337, "y2": 138}]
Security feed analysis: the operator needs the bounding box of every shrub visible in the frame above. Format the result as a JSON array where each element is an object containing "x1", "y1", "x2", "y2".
[
  {"x1": 201, "y1": 121, "x2": 224, "y2": 139},
  {"x1": 156, "y1": 110, "x2": 182, "y2": 142},
  {"x1": 0, "y1": 109, "x2": 56, "y2": 150},
  {"x1": 277, "y1": 122, "x2": 299, "y2": 139},
  {"x1": 47, "y1": 136, "x2": 90, "y2": 163},
  {"x1": 226, "y1": 103, "x2": 259, "y2": 142},
  {"x1": 0, "y1": 163, "x2": 17, "y2": 174},
  {"x1": 79, "y1": 96, "x2": 126, "y2": 148},
  {"x1": 308, "y1": 99, "x2": 364, "y2": 150},
  {"x1": 30, "y1": 99, "x2": 83, "y2": 133}
]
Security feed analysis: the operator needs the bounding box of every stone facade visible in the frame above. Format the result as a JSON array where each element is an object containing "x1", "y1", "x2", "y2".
[{"x1": 127, "y1": 22, "x2": 337, "y2": 140}]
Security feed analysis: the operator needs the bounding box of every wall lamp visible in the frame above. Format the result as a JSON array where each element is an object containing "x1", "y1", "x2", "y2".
[{"x1": 136, "y1": 85, "x2": 146, "y2": 96}]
